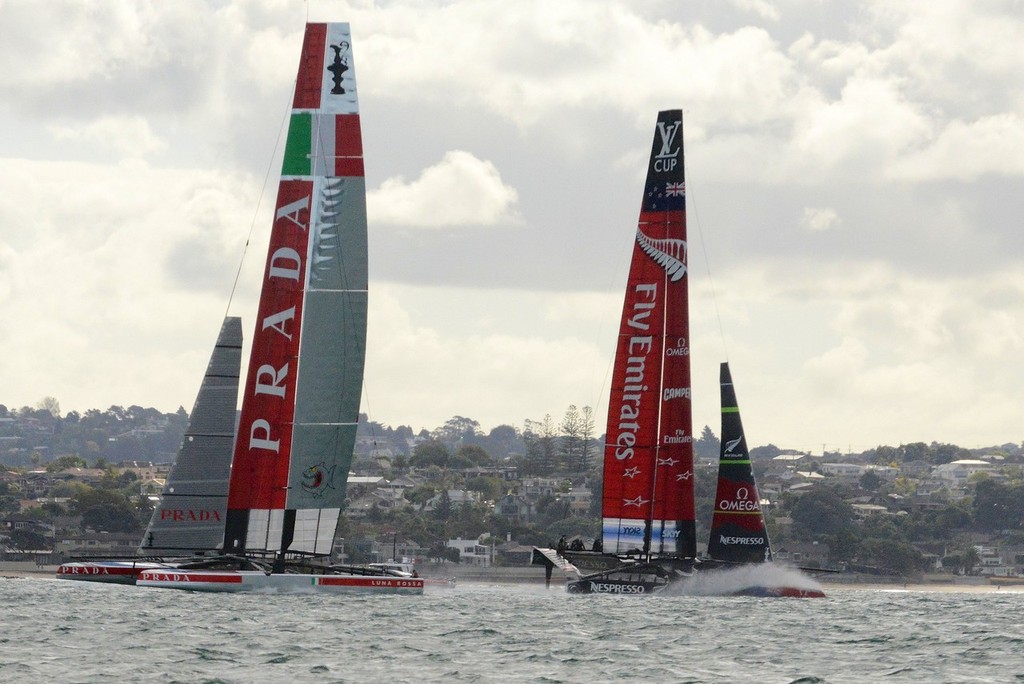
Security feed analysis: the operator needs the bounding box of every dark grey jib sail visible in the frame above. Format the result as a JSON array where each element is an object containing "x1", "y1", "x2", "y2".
[
  {"x1": 706, "y1": 361, "x2": 772, "y2": 564},
  {"x1": 139, "y1": 316, "x2": 242, "y2": 554}
]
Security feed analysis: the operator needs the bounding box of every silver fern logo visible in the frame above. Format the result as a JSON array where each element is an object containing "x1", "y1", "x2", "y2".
[
  {"x1": 725, "y1": 436, "x2": 743, "y2": 454},
  {"x1": 636, "y1": 229, "x2": 687, "y2": 282},
  {"x1": 311, "y1": 178, "x2": 344, "y2": 284}
]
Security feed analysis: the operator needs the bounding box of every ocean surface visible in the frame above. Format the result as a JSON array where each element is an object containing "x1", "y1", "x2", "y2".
[{"x1": 1, "y1": 574, "x2": 1021, "y2": 683}]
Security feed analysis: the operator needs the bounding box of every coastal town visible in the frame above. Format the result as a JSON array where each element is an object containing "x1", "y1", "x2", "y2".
[{"x1": 2, "y1": 402, "x2": 1022, "y2": 584}]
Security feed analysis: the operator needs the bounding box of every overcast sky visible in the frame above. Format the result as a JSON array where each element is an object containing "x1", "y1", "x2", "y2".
[{"x1": 2, "y1": 0, "x2": 1022, "y2": 452}]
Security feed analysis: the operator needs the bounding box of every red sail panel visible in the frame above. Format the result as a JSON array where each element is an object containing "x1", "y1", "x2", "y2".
[
  {"x1": 293, "y1": 24, "x2": 328, "y2": 109},
  {"x1": 601, "y1": 242, "x2": 668, "y2": 532},
  {"x1": 226, "y1": 180, "x2": 313, "y2": 510},
  {"x1": 651, "y1": 207, "x2": 694, "y2": 553},
  {"x1": 334, "y1": 114, "x2": 365, "y2": 176}
]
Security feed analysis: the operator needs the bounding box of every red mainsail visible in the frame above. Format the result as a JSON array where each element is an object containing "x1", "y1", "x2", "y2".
[{"x1": 602, "y1": 110, "x2": 695, "y2": 558}]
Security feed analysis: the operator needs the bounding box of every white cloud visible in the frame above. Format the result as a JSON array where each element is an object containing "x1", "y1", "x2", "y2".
[
  {"x1": 3, "y1": 0, "x2": 1024, "y2": 450},
  {"x1": 791, "y1": 74, "x2": 932, "y2": 171},
  {"x1": 887, "y1": 113, "x2": 1024, "y2": 180},
  {"x1": 800, "y1": 207, "x2": 840, "y2": 232},
  {"x1": 0, "y1": 157, "x2": 256, "y2": 414},
  {"x1": 367, "y1": 150, "x2": 519, "y2": 227},
  {"x1": 364, "y1": 284, "x2": 611, "y2": 432},
  {"x1": 715, "y1": 261, "x2": 1024, "y2": 448},
  {"x1": 353, "y1": 3, "x2": 799, "y2": 129},
  {"x1": 730, "y1": 0, "x2": 780, "y2": 22},
  {"x1": 49, "y1": 116, "x2": 167, "y2": 157},
  {"x1": 0, "y1": 1, "x2": 149, "y2": 88}
]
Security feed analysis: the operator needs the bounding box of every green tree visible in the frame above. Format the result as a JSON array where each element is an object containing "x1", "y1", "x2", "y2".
[
  {"x1": 962, "y1": 546, "x2": 981, "y2": 575},
  {"x1": 859, "y1": 470, "x2": 883, "y2": 492},
  {"x1": 534, "y1": 415, "x2": 558, "y2": 475},
  {"x1": 431, "y1": 490, "x2": 453, "y2": 521},
  {"x1": 972, "y1": 479, "x2": 1024, "y2": 533},
  {"x1": 9, "y1": 527, "x2": 50, "y2": 550},
  {"x1": 559, "y1": 405, "x2": 582, "y2": 472},
  {"x1": 695, "y1": 425, "x2": 720, "y2": 461},
  {"x1": 858, "y1": 538, "x2": 923, "y2": 576},
  {"x1": 898, "y1": 442, "x2": 930, "y2": 463},
  {"x1": 465, "y1": 476, "x2": 503, "y2": 503},
  {"x1": 787, "y1": 486, "x2": 857, "y2": 541},
  {"x1": 452, "y1": 445, "x2": 492, "y2": 468},
  {"x1": 410, "y1": 440, "x2": 450, "y2": 468},
  {"x1": 869, "y1": 445, "x2": 899, "y2": 466},
  {"x1": 431, "y1": 416, "x2": 481, "y2": 446},
  {"x1": 46, "y1": 455, "x2": 88, "y2": 472},
  {"x1": 577, "y1": 406, "x2": 596, "y2": 472},
  {"x1": 405, "y1": 484, "x2": 437, "y2": 511},
  {"x1": 37, "y1": 396, "x2": 61, "y2": 418},
  {"x1": 81, "y1": 502, "x2": 140, "y2": 533},
  {"x1": 69, "y1": 487, "x2": 129, "y2": 517},
  {"x1": 485, "y1": 424, "x2": 522, "y2": 458},
  {"x1": 931, "y1": 442, "x2": 970, "y2": 465}
]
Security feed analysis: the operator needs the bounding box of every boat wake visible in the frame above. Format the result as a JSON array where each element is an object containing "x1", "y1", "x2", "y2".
[{"x1": 662, "y1": 563, "x2": 825, "y2": 597}]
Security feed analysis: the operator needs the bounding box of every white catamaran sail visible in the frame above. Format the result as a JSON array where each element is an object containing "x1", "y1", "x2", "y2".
[{"x1": 137, "y1": 22, "x2": 422, "y2": 594}]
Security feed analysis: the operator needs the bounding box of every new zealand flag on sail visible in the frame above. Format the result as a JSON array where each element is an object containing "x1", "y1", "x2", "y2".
[{"x1": 641, "y1": 111, "x2": 686, "y2": 213}]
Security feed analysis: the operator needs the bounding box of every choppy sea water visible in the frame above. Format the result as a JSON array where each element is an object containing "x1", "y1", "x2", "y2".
[{"x1": 1, "y1": 575, "x2": 1021, "y2": 683}]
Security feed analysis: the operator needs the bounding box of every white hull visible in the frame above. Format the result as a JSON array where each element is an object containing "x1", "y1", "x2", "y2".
[{"x1": 137, "y1": 569, "x2": 424, "y2": 595}]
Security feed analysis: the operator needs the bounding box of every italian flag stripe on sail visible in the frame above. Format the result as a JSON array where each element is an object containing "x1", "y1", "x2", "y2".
[
  {"x1": 282, "y1": 113, "x2": 364, "y2": 178},
  {"x1": 283, "y1": 22, "x2": 363, "y2": 179},
  {"x1": 283, "y1": 113, "x2": 314, "y2": 176}
]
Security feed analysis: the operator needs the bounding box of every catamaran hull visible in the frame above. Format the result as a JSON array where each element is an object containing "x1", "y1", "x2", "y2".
[
  {"x1": 567, "y1": 577, "x2": 663, "y2": 595},
  {"x1": 566, "y1": 576, "x2": 825, "y2": 598},
  {"x1": 564, "y1": 557, "x2": 691, "y2": 595},
  {"x1": 731, "y1": 585, "x2": 826, "y2": 598},
  {"x1": 57, "y1": 561, "x2": 166, "y2": 585},
  {"x1": 136, "y1": 569, "x2": 424, "y2": 594}
]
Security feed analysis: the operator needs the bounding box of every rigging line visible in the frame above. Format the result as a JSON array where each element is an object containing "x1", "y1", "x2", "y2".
[
  {"x1": 360, "y1": 378, "x2": 379, "y2": 447},
  {"x1": 686, "y1": 143, "x2": 729, "y2": 363},
  {"x1": 224, "y1": 78, "x2": 296, "y2": 320},
  {"x1": 593, "y1": 219, "x2": 636, "y2": 429}
]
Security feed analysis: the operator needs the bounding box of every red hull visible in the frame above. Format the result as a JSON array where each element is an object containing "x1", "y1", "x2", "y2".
[{"x1": 56, "y1": 561, "x2": 164, "y2": 585}]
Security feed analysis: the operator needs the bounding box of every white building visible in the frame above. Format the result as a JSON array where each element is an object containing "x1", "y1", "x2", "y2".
[
  {"x1": 933, "y1": 460, "x2": 996, "y2": 486},
  {"x1": 447, "y1": 536, "x2": 492, "y2": 566},
  {"x1": 820, "y1": 463, "x2": 865, "y2": 482}
]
